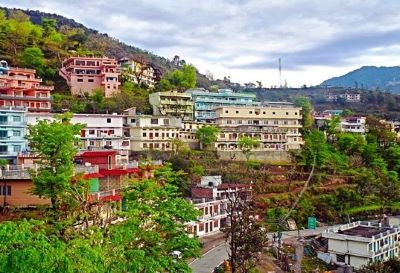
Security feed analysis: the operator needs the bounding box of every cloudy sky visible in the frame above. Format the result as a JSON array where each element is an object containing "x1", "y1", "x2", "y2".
[{"x1": 3, "y1": 0, "x2": 400, "y2": 87}]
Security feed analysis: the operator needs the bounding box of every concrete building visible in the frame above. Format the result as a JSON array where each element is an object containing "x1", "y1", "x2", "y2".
[
  {"x1": 341, "y1": 116, "x2": 366, "y2": 134},
  {"x1": 26, "y1": 113, "x2": 130, "y2": 153},
  {"x1": 125, "y1": 114, "x2": 183, "y2": 151},
  {"x1": 59, "y1": 56, "x2": 120, "y2": 97},
  {"x1": 149, "y1": 91, "x2": 194, "y2": 121},
  {"x1": 0, "y1": 107, "x2": 27, "y2": 163},
  {"x1": 118, "y1": 58, "x2": 157, "y2": 87},
  {"x1": 214, "y1": 104, "x2": 303, "y2": 152},
  {"x1": 0, "y1": 62, "x2": 53, "y2": 112},
  {"x1": 186, "y1": 88, "x2": 259, "y2": 122},
  {"x1": 186, "y1": 176, "x2": 251, "y2": 237},
  {"x1": 322, "y1": 221, "x2": 400, "y2": 269}
]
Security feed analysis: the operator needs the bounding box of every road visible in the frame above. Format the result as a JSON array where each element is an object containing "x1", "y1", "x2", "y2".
[{"x1": 190, "y1": 226, "x2": 336, "y2": 273}]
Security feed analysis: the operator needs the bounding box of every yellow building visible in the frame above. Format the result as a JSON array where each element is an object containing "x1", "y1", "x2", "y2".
[
  {"x1": 214, "y1": 104, "x2": 303, "y2": 151},
  {"x1": 149, "y1": 91, "x2": 194, "y2": 121}
]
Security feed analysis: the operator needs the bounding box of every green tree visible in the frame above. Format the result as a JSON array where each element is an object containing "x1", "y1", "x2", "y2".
[
  {"x1": 196, "y1": 126, "x2": 220, "y2": 150},
  {"x1": 159, "y1": 64, "x2": 197, "y2": 91},
  {"x1": 237, "y1": 135, "x2": 259, "y2": 161},
  {"x1": 337, "y1": 133, "x2": 367, "y2": 155},
  {"x1": 20, "y1": 47, "x2": 46, "y2": 77},
  {"x1": 325, "y1": 116, "x2": 341, "y2": 138},
  {"x1": 27, "y1": 113, "x2": 84, "y2": 208},
  {"x1": 294, "y1": 96, "x2": 313, "y2": 130}
]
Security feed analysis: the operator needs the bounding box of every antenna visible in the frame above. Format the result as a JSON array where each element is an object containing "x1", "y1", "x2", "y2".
[{"x1": 278, "y1": 58, "x2": 282, "y2": 88}]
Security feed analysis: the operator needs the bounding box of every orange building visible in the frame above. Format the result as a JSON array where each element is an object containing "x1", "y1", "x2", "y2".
[
  {"x1": 0, "y1": 62, "x2": 53, "y2": 112},
  {"x1": 59, "y1": 56, "x2": 120, "y2": 97}
]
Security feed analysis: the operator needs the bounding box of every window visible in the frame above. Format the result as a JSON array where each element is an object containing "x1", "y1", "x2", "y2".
[
  {"x1": 274, "y1": 121, "x2": 278, "y2": 125},
  {"x1": 143, "y1": 143, "x2": 148, "y2": 148},
  {"x1": 238, "y1": 120, "x2": 242, "y2": 124},
  {"x1": 130, "y1": 118, "x2": 136, "y2": 123},
  {"x1": 13, "y1": 145, "x2": 21, "y2": 152},
  {"x1": 154, "y1": 143, "x2": 160, "y2": 148},
  {"x1": 106, "y1": 118, "x2": 111, "y2": 123},
  {"x1": 0, "y1": 131, "x2": 7, "y2": 138},
  {"x1": 225, "y1": 110, "x2": 229, "y2": 114},
  {"x1": 89, "y1": 141, "x2": 95, "y2": 146},
  {"x1": 0, "y1": 185, "x2": 11, "y2": 196},
  {"x1": 89, "y1": 130, "x2": 95, "y2": 135},
  {"x1": 77, "y1": 79, "x2": 83, "y2": 82},
  {"x1": 105, "y1": 141, "x2": 112, "y2": 146},
  {"x1": 155, "y1": 133, "x2": 159, "y2": 137},
  {"x1": 272, "y1": 112, "x2": 276, "y2": 115},
  {"x1": 163, "y1": 119, "x2": 170, "y2": 125},
  {"x1": 235, "y1": 111, "x2": 239, "y2": 114},
  {"x1": 284, "y1": 121, "x2": 288, "y2": 125},
  {"x1": 142, "y1": 132, "x2": 147, "y2": 137},
  {"x1": 249, "y1": 111, "x2": 253, "y2": 114},
  {"x1": 286, "y1": 112, "x2": 289, "y2": 115},
  {"x1": 12, "y1": 130, "x2": 21, "y2": 137},
  {"x1": 0, "y1": 116, "x2": 6, "y2": 124},
  {"x1": 220, "y1": 134, "x2": 225, "y2": 138},
  {"x1": 227, "y1": 120, "x2": 232, "y2": 124},
  {"x1": 263, "y1": 111, "x2": 266, "y2": 114},
  {"x1": 13, "y1": 116, "x2": 21, "y2": 122},
  {"x1": 295, "y1": 112, "x2": 298, "y2": 115},
  {"x1": 88, "y1": 79, "x2": 94, "y2": 82},
  {"x1": 151, "y1": 119, "x2": 158, "y2": 125}
]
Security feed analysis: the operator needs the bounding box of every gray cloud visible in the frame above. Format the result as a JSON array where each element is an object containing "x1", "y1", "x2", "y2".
[{"x1": 2, "y1": 0, "x2": 400, "y2": 84}]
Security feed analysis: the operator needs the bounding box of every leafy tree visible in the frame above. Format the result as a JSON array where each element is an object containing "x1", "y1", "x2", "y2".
[
  {"x1": 196, "y1": 126, "x2": 220, "y2": 150},
  {"x1": 109, "y1": 178, "x2": 201, "y2": 272},
  {"x1": 159, "y1": 64, "x2": 197, "y2": 91},
  {"x1": 294, "y1": 96, "x2": 313, "y2": 130},
  {"x1": 27, "y1": 113, "x2": 84, "y2": 208},
  {"x1": 359, "y1": 258, "x2": 400, "y2": 273},
  {"x1": 20, "y1": 47, "x2": 46, "y2": 77},
  {"x1": 325, "y1": 115, "x2": 341, "y2": 138},
  {"x1": 153, "y1": 162, "x2": 189, "y2": 194},
  {"x1": 237, "y1": 135, "x2": 259, "y2": 161},
  {"x1": 336, "y1": 133, "x2": 366, "y2": 155},
  {"x1": 385, "y1": 145, "x2": 400, "y2": 173}
]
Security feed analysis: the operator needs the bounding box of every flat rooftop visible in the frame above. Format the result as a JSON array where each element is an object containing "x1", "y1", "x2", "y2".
[{"x1": 340, "y1": 225, "x2": 392, "y2": 238}]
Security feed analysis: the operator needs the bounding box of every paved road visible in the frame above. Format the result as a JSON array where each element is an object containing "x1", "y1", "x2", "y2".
[{"x1": 190, "y1": 226, "x2": 336, "y2": 273}]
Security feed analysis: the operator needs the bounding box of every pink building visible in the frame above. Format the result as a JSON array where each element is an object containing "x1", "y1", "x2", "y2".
[
  {"x1": 0, "y1": 64, "x2": 53, "y2": 112},
  {"x1": 59, "y1": 56, "x2": 121, "y2": 97}
]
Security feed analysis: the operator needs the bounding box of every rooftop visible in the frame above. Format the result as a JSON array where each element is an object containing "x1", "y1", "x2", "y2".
[{"x1": 340, "y1": 225, "x2": 392, "y2": 238}]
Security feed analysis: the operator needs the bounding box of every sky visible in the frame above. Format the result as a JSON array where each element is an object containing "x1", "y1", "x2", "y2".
[{"x1": 3, "y1": 0, "x2": 400, "y2": 87}]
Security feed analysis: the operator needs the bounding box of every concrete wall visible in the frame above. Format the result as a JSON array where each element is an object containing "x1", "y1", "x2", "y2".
[
  {"x1": 5, "y1": 180, "x2": 50, "y2": 207},
  {"x1": 217, "y1": 150, "x2": 292, "y2": 163}
]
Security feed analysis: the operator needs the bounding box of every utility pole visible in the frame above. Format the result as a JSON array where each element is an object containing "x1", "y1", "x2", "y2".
[{"x1": 278, "y1": 58, "x2": 282, "y2": 88}]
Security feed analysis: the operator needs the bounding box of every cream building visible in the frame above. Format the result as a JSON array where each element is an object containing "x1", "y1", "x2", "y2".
[
  {"x1": 149, "y1": 91, "x2": 194, "y2": 121},
  {"x1": 126, "y1": 114, "x2": 183, "y2": 151},
  {"x1": 118, "y1": 58, "x2": 157, "y2": 87},
  {"x1": 214, "y1": 104, "x2": 303, "y2": 151}
]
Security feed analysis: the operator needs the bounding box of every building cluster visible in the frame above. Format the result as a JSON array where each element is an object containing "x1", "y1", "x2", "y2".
[
  {"x1": 325, "y1": 92, "x2": 361, "y2": 102},
  {"x1": 313, "y1": 110, "x2": 367, "y2": 134}
]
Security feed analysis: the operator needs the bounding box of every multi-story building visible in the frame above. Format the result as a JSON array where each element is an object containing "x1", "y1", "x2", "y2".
[
  {"x1": 59, "y1": 56, "x2": 120, "y2": 97},
  {"x1": 0, "y1": 62, "x2": 53, "y2": 112},
  {"x1": 180, "y1": 121, "x2": 205, "y2": 149},
  {"x1": 186, "y1": 176, "x2": 251, "y2": 237},
  {"x1": 26, "y1": 113, "x2": 130, "y2": 153},
  {"x1": 126, "y1": 114, "x2": 183, "y2": 151},
  {"x1": 149, "y1": 91, "x2": 194, "y2": 121},
  {"x1": 0, "y1": 107, "x2": 27, "y2": 163},
  {"x1": 214, "y1": 104, "x2": 303, "y2": 151},
  {"x1": 322, "y1": 221, "x2": 400, "y2": 269},
  {"x1": 341, "y1": 116, "x2": 366, "y2": 134},
  {"x1": 118, "y1": 58, "x2": 157, "y2": 87},
  {"x1": 186, "y1": 88, "x2": 260, "y2": 122}
]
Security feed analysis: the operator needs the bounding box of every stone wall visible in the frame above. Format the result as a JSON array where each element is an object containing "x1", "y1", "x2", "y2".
[{"x1": 217, "y1": 150, "x2": 292, "y2": 163}]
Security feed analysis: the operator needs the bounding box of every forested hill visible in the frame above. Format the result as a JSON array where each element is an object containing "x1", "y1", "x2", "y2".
[
  {"x1": 0, "y1": 7, "x2": 217, "y2": 90},
  {"x1": 321, "y1": 66, "x2": 400, "y2": 93}
]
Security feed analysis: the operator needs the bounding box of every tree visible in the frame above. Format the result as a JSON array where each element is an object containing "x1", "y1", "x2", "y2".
[
  {"x1": 359, "y1": 258, "x2": 400, "y2": 273},
  {"x1": 20, "y1": 47, "x2": 46, "y2": 77},
  {"x1": 27, "y1": 113, "x2": 84, "y2": 208},
  {"x1": 196, "y1": 126, "x2": 220, "y2": 150},
  {"x1": 223, "y1": 190, "x2": 268, "y2": 273},
  {"x1": 237, "y1": 136, "x2": 259, "y2": 161},
  {"x1": 159, "y1": 64, "x2": 197, "y2": 92},
  {"x1": 325, "y1": 116, "x2": 341, "y2": 138},
  {"x1": 109, "y1": 178, "x2": 201, "y2": 272},
  {"x1": 294, "y1": 96, "x2": 313, "y2": 131}
]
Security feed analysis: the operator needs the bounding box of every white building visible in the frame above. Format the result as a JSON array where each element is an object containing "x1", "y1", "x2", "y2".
[
  {"x1": 341, "y1": 116, "x2": 366, "y2": 134},
  {"x1": 26, "y1": 113, "x2": 130, "y2": 153},
  {"x1": 322, "y1": 221, "x2": 400, "y2": 269}
]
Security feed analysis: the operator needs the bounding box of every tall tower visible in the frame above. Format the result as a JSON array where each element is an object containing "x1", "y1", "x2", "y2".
[{"x1": 278, "y1": 58, "x2": 282, "y2": 88}]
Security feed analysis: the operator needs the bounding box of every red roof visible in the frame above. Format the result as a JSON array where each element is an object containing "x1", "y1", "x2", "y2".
[
  {"x1": 99, "y1": 168, "x2": 140, "y2": 176},
  {"x1": 81, "y1": 151, "x2": 117, "y2": 157},
  {"x1": 83, "y1": 173, "x2": 104, "y2": 179},
  {"x1": 100, "y1": 194, "x2": 122, "y2": 202}
]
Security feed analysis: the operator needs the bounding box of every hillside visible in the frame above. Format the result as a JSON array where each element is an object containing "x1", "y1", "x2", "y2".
[
  {"x1": 321, "y1": 66, "x2": 400, "y2": 92},
  {"x1": 0, "y1": 7, "x2": 216, "y2": 90}
]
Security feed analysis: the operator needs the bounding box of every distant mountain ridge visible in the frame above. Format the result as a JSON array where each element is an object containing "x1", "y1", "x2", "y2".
[{"x1": 321, "y1": 66, "x2": 400, "y2": 93}]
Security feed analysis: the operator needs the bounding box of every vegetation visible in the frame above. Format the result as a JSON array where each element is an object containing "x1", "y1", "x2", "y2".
[
  {"x1": 237, "y1": 136, "x2": 260, "y2": 161},
  {"x1": 27, "y1": 113, "x2": 84, "y2": 208},
  {"x1": 196, "y1": 126, "x2": 220, "y2": 150},
  {"x1": 159, "y1": 64, "x2": 197, "y2": 91}
]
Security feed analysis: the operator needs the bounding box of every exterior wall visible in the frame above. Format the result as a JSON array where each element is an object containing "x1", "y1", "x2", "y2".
[
  {"x1": 149, "y1": 91, "x2": 194, "y2": 121},
  {"x1": 0, "y1": 108, "x2": 27, "y2": 163},
  {"x1": 217, "y1": 150, "x2": 292, "y2": 162},
  {"x1": 0, "y1": 67, "x2": 53, "y2": 112},
  {"x1": 341, "y1": 117, "x2": 366, "y2": 134},
  {"x1": 127, "y1": 115, "x2": 182, "y2": 151},
  {"x1": 119, "y1": 59, "x2": 156, "y2": 87},
  {"x1": 214, "y1": 105, "x2": 303, "y2": 152},
  {"x1": 186, "y1": 88, "x2": 260, "y2": 122},
  {"x1": 59, "y1": 57, "x2": 121, "y2": 97},
  {"x1": 26, "y1": 113, "x2": 130, "y2": 152},
  {"x1": 0, "y1": 180, "x2": 50, "y2": 207}
]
